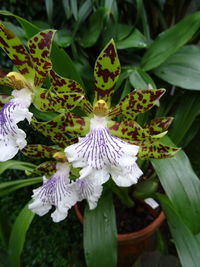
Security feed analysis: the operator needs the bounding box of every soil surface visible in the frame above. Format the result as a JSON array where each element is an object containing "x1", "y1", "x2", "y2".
[{"x1": 115, "y1": 197, "x2": 160, "y2": 234}]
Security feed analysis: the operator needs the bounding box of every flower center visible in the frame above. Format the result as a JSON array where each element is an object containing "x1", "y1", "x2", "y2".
[
  {"x1": 93, "y1": 99, "x2": 108, "y2": 117},
  {"x1": 7, "y1": 72, "x2": 33, "y2": 91}
]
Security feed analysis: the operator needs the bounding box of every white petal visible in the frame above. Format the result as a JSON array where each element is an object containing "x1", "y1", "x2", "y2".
[
  {"x1": 111, "y1": 163, "x2": 143, "y2": 187},
  {"x1": 29, "y1": 163, "x2": 74, "y2": 221},
  {"x1": 29, "y1": 199, "x2": 51, "y2": 216},
  {"x1": 76, "y1": 177, "x2": 103, "y2": 209}
]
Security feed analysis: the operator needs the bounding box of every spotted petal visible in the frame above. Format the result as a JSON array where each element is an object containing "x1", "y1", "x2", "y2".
[
  {"x1": 31, "y1": 161, "x2": 57, "y2": 176},
  {"x1": 0, "y1": 23, "x2": 34, "y2": 81},
  {"x1": 144, "y1": 117, "x2": 173, "y2": 135},
  {"x1": 22, "y1": 144, "x2": 58, "y2": 159},
  {"x1": 33, "y1": 88, "x2": 91, "y2": 113},
  {"x1": 49, "y1": 70, "x2": 93, "y2": 114},
  {"x1": 108, "y1": 89, "x2": 165, "y2": 119},
  {"x1": 28, "y1": 30, "x2": 55, "y2": 87},
  {"x1": 94, "y1": 39, "x2": 120, "y2": 106}
]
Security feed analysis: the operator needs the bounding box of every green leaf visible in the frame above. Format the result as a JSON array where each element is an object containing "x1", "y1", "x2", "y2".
[
  {"x1": 54, "y1": 29, "x2": 72, "y2": 48},
  {"x1": 8, "y1": 203, "x2": 35, "y2": 267},
  {"x1": 109, "y1": 89, "x2": 165, "y2": 120},
  {"x1": 154, "y1": 46, "x2": 200, "y2": 90},
  {"x1": 141, "y1": 11, "x2": 200, "y2": 71},
  {"x1": 0, "y1": 177, "x2": 42, "y2": 197},
  {"x1": 45, "y1": 0, "x2": 53, "y2": 24},
  {"x1": 169, "y1": 92, "x2": 200, "y2": 145},
  {"x1": 84, "y1": 191, "x2": 117, "y2": 267},
  {"x1": 151, "y1": 137, "x2": 200, "y2": 234},
  {"x1": 94, "y1": 39, "x2": 120, "y2": 106},
  {"x1": 79, "y1": 8, "x2": 107, "y2": 48},
  {"x1": 0, "y1": 160, "x2": 36, "y2": 175},
  {"x1": 116, "y1": 28, "x2": 147, "y2": 49},
  {"x1": 129, "y1": 68, "x2": 156, "y2": 90},
  {"x1": 157, "y1": 195, "x2": 200, "y2": 267}
]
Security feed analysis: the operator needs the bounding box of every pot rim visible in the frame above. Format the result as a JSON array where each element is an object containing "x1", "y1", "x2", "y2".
[{"x1": 74, "y1": 203, "x2": 165, "y2": 241}]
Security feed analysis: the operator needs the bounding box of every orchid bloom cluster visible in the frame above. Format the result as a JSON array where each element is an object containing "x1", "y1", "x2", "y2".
[{"x1": 0, "y1": 24, "x2": 179, "y2": 222}]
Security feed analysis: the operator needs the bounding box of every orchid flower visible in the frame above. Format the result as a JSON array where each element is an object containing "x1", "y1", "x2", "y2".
[
  {"x1": 30, "y1": 40, "x2": 179, "y2": 213},
  {"x1": 65, "y1": 101, "x2": 143, "y2": 188},
  {"x1": 0, "y1": 24, "x2": 55, "y2": 161}
]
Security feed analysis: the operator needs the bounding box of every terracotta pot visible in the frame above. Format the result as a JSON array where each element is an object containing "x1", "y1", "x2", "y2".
[{"x1": 74, "y1": 202, "x2": 165, "y2": 267}]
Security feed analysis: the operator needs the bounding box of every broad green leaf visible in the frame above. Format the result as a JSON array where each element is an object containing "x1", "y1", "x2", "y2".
[
  {"x1": 94, "y1": 39, "x2": 120, "y2": 106},
  {"x1": 8, "y1": 203, "x2": 35, "y2": 267},
  {"x1": 154, "y1": 46, "x2": 200, "y2": 90},
  {"x1": 45, "y1": 0, "x2": 53, "y2": 24},
  {"x1": 158, "y1": 195, "x2": 200, "y2": 267},
  {"x1": 54, "y1": 29, "x2": 72, "y2": 48},
  {"x1": 141, "y1": 11, "x2": 200, "y2": 71},
  {"x1": 0, "y1": 160, "x2": 36, "y2": 175},
  {"x1": 152, "y1": 137, "x2": 200, "y2": 233},
  {"x1": 79, "y1": 8, "x2": 107, "y2": 48},
  {"x1": 129, "y1": 69, "x2": 156, "y2": 90},
  {"x1": 169, "y1": 92, "x2": 200, "y2": 145},
  {"x1": 0, "y1": 23, "x2": 34, "y2": 81},
  {"x1": 28, "y1": 30, "x2": 55, "y2": 87},
  {"x1": 116, "y1": 28, "x2": 147, "y2": 49},
  {"x1": 108, "y1": 89, "x2": 165, "y2": 120},
  {"x1": 22, "y1": 144, "x2": 58, "y2": 158},
  {"x1": 84, "y1": 191, "x2": 117, "y2": 267},
  {"x1": 0, "y1": 177, "x2": 42, "y2": 197}
]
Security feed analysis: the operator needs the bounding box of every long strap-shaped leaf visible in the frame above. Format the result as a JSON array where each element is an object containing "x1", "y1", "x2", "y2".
[
  {"x1": 141, "y1": 11, "x2": 200, "y2": 71},
  {"x1": 151, "y1": 137, "x2": 200, "y2": 234},
  {"x1": 158, "y1": 195, "x2": 200, "y2": 267},
  {"x1": 8, "y1": 203, "x2": 35, "y2": 267},
  {"x1": 84, "y1": 191, "x2": 117, "y2": 267}
]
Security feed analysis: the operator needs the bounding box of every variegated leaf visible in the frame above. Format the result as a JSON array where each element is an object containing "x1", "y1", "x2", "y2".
[
  {"x1": 49, "y1": 70, "x2": 93, "y2": 114},
  {"x1": 144, "y1": 117, "x2": 173, "y2": 135},
  {"x1": 94, "y1": 39, "x2": 120, "y2": 106},
  {"x1": 22, "y1": 144, "x2": 58, "y2": 159},
  {"x1": 0, "y1": 94, "x2": 12, "y2": 107},
  {"x1": 0, "y1": 23, "x2": 34, "y2": 81},
  {"x1": 31, "y1": 161, "x2": 57, "y2": 176},
  {"x1": 28, "y1": 30, "x2": 55, "y2": 87},
  {"x1": 109, "y1": 89, "x2": 165, "y2": 119}
]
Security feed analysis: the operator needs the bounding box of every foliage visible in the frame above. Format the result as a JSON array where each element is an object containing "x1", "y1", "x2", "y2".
[{"x1": 0, "y1": 1, "x2": 200, "y2": 267}]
